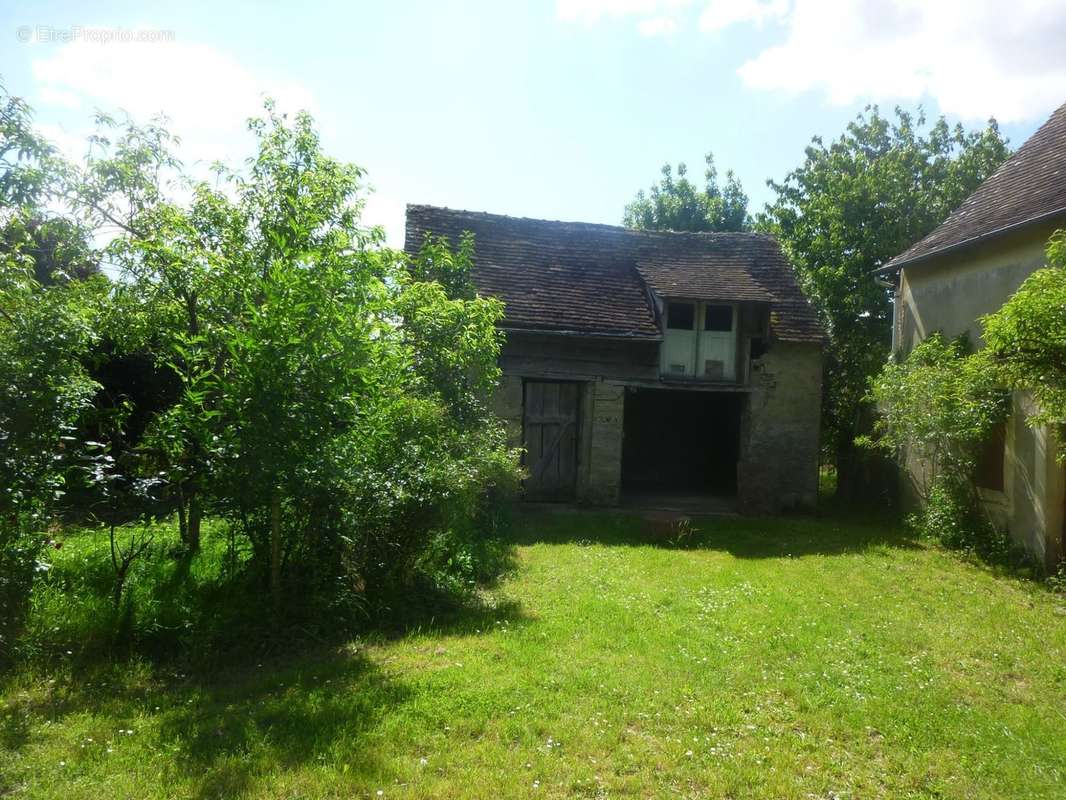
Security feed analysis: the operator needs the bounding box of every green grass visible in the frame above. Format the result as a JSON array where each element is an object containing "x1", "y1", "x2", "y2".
[{"x1": 3, "y1": 510, "x2": 1066, "y2": 798}]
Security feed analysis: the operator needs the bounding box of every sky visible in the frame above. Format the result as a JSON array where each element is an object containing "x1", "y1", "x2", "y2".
[{"x1": 2, "y1": 0, "x2": 1066, "y2": 246}]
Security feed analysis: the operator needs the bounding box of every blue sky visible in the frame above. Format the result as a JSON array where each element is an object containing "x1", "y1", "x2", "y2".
[{"x1": 2, "y1": 1, "x2": 1064, "y2": 245}]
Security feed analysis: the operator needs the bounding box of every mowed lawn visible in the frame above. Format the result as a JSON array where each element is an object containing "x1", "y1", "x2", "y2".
[{"x1": 3, "y1": 511, "x2": 1066, "y2": 799}]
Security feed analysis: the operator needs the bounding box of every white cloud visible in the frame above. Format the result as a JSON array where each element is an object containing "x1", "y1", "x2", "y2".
[
  {"x1": 360, "y1": 189, "x2": 407, "y2": 248},
  {"x1": 559, "y1": 0, "x2": 1066, "y2": 122},
  {"x1": 556, "y1": 0, "x2": 691, "y2": 25},
  {"x1": 698, "y1": 0, "x2": 789, "y2": 32},
  {"x1": 37, "y1": 86, "x2": 82, "y2": 110},
  {"x1": 637, "y1": 16, "x2": 679, "y2": 36},
  {"x1": 24, "y1": 38, "x2": 419, "y2": 247},
  {"x1": 30, "y1": 37, "x2": 316, "y2": 169},
  {"x1": 728, "y1": 0, "x2": 1066, "y2": 122},
  {"x1": 35, "y1": 122, "x2": 91, "y2": 161}
]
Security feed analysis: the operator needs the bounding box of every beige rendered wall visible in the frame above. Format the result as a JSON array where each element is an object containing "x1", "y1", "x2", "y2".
[{"x1": 896, "y1": 222, "x2": 1065, "y2": 568}]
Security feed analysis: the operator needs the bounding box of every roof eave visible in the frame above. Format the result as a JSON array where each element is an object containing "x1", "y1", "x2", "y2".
[
  {"x1": 500, "y1": 326, "x2": 663, "y2": 342},
  {"x1": 876, "y1": 205, "x2": 1066, "y2": 275},
  {"x1": 654, "y1": 293, "x2": 773, "y2": 305}
]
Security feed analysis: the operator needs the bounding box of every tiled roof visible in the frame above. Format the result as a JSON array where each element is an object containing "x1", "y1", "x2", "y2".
[
  {"x1": 405, "y1": 205, "x2": 823, "y2": 343},
  {"x1": 885, "y1": 100, "x2": 1066, "y2": 270}
]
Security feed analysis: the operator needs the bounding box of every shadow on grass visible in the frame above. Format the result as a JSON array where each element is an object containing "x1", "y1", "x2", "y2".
[
  {"x1": 508, "y1": 505, "x2": 920, "y2": 559},
  {"x1": 4, "y1": 539, "x2": 531, "y2": 796},
  {"x1": 1, "y1": 646, "x2": 405, "y2": 798},
  {"x1": 156, "y1": 647, "x2": 402, "y2": 798},
  {"x1": 3, "y1": 589, "x2": 531, "y2": 797},
  {"x1": 372, "y1": 587, "x2": 529, "y2": 641}
]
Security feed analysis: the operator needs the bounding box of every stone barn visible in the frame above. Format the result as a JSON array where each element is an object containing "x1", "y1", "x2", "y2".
[{"x1": 405, "y1": 205, "x2": 824, "y2": 513}]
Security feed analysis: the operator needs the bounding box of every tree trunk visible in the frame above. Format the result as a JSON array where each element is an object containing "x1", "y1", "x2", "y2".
[
  {"x1": 270, "y1": 489, "x2": 282, "y2": 621},
  {"x1": 187, "y1": 493, "x2": 201, "y2": 552},
  {"x1": 177, "y1": 486, "x2": 188, "y2": 543}
]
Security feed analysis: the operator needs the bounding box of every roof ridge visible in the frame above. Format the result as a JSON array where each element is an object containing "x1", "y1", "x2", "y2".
[
  {"x1": 405, "y1": 204, "x2": 823, "y2": 343},
  {"x1": 406, "y1": 203, "x2": 774, "y2": 241},
  {"x1": 884, "y1": 98, "x2": 1066, "y2": 270}
]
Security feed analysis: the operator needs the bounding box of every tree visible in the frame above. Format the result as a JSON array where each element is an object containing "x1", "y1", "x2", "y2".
[
  {"x1": 93, "y1": 103, "x2": 519, "y2": 618},
  {"x1": 760, "y1": 106, "x2": 1010, "y2": 501},
  {"x1": 982, "y1": 230, "x2": 1066, "y2": 459},
  {"x1": 71, "y1": 110, "x2": 210, "y2": 549},
  {"x1": 0, "y1": 86, "x2": 103, "y2": 658},
  {"x1": 623, "y1": 152, "x2": 749, "y2": 232}
]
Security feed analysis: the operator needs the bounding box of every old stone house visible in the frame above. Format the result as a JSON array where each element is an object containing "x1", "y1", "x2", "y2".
[
  {"x1": 405, "y1": 205, "x2": 824, "y2": 512},
  {"x1": 881, "y1": 101, "x2": 1066, "y2": 568}
]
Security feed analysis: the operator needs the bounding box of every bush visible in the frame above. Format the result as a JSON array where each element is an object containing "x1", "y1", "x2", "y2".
[
  {"x1": 982, "y1": 230, "x2": 1066, "y2": 461},
  {"x1": 0, "y1": 273, "x2": 102, "y2": 662},
  {"x1": 862, "y1": 333, "x2": 1009, "y2": 556},
  {"x1": 3, "y1": 88, "x2": 523, "y2": 664}
]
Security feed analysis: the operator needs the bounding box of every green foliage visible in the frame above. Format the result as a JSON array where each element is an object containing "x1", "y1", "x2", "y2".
[
  {"x1": 623, "y1": 152, "x2": 749, "y2": 232},
  {"x1": 1, "y1": 82, "x2": 521, "y2": 659},
  {"x1": 982, "y1": 230, "x2": 1066, "y2": 459},
  {"x1": 861, "y1": 333, "x2": 1010, "y2": 554},
  {"x1": 78, "y1": 100, "x2": 520, "y2": 619},
  {"x1": 862, "y1": 334, "x2": 1008, "y2": 482},
  {"x1": 0, "y1": 86, "x2": 104, "y2": 661},
  {"x1": 761, "y1": 106, "x2": 1010, "y2": 485},
  {"x1": 0, "y1": 274, "x2": 101, "y2": 660}
]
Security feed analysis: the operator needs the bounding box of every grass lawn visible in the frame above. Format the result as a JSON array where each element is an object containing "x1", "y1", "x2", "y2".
[{"x1": 3, "y1": 510, "x2": 1066, "y2": 799}]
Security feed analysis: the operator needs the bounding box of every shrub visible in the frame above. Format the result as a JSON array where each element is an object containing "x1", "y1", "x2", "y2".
[
  {"x1": 982, "y1": 230, "x2": 1066, "y2": 461},
  {"x1": 3, "y1": 87, "x2": 523, "y2": 662},
  {"x1": 861, "y1": 333, "x2": 1009, "y2": 553}
]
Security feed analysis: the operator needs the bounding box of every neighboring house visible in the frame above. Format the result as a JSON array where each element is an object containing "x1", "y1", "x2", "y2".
[
  {"x1": 405, "y1": 205, "x2": 823, "y2": 512},
  {"x1": 880, "y1": 101, "x2": 1066, "y2": 569}
]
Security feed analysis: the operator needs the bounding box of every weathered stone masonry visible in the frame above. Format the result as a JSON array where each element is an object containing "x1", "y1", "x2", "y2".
[
  {"x1": 408, "y1": 204, "x2": 825, "y2": 514},
  {"x1": 491, "y1": 335, "x2": 822, "y2": 512}
]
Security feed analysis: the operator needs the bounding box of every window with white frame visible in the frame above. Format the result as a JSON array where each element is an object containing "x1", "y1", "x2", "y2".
[{"x1": 661, "y1": 301, "x2": 737, "y2": 380}]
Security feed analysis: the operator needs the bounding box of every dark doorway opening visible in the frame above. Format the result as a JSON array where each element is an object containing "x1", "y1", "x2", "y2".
[{"x1": 622, "y1": 388, "x2": 743, "y2": 507}]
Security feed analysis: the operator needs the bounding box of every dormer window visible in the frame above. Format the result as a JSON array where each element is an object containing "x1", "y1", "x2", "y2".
[
  {"x1": 666, "y1": 301, "x2": 695, "y2": 330},
  {"x1": 704, "y1": 305, "x2": 733, "y2": 332},
  {"x1": 661, "y1": 301, "x2": 737, "y2": 380}
]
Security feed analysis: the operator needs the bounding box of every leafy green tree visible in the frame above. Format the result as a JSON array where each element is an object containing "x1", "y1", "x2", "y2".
[
  {"x1": 760, "y1": 107, "x2": 1010, "y2": 500},
  {"x1": 982, "y1": 230, "x2": 1066, "y2": 459},
  {"x1": 73, "y1": 112, "x2": 212, "y2": 550},
  {"x1": 1, "y1": 81, "x2": 519, "y2": 648},
  {"x1": 623, "y1": 152, "x2": 749, "y2": 232},
  {"x1": 93, "y1": 103, "x2": 519, "y2": 617},
  {"x1": 0, "y1": 87, "x2": 103, "y2": 658}
]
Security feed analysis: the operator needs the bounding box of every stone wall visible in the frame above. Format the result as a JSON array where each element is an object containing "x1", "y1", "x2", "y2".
[
  {"x1": 584, "y1": 381, "x2": 625, "y2": 505},
  {"x1": 738, "y1": 341, "x2": 823, "y2": 512},
  {"x1": 492, "y1": 338, "x2": 823, "y2": 513},
  {"x1": 491, "y1": 373, "x2": 524, "y2": 450}
]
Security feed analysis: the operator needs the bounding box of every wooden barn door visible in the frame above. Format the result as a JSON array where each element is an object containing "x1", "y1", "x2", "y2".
[{"x1": 523, "y1": 381, "x2": 579, "y2": 501}]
